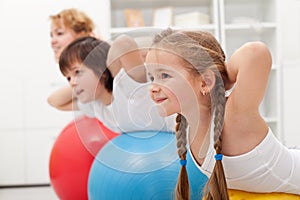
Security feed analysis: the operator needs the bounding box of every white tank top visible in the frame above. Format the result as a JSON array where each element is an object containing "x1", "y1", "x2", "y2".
[{"x1": 190, "y1": 127, "x2": 300, "y2": 194}]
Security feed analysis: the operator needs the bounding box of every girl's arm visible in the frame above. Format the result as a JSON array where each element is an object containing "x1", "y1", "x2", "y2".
[
  {"x1": 225, "y1": 41, "x2": 272, "y2": 111},
  {"x1": 47, "y1": 86, "x2": 79, "y2": 111}
]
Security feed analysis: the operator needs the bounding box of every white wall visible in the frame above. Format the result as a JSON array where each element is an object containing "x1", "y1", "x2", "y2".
[
  {"x1": 279, "y1": 0, "x2": 300, "y2": 62},
  {"x1": 279, "y1": 0, "x2": 300, "y2": 147},
  {"x1": 0, "y1": 0, "x2": 109, "y2": 185}
]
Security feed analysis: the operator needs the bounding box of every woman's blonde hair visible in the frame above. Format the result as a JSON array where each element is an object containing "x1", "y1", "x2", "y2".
[
  {"x1": 151, "y1": 28, "x2": 229, "y2": 200},
  {"x1": 50, "y1": 8, "x2": 95, "y2": 35}
]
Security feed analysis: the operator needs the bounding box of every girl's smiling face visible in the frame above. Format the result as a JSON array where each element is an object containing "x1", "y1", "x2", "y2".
[{"x1": 146, "y1": 49, "x2": 202, "y2": 117}]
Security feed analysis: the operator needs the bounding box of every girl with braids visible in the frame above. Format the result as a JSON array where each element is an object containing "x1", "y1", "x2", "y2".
[{"x1": 146, "y1": 28, "x2": 300, "y2": 199}]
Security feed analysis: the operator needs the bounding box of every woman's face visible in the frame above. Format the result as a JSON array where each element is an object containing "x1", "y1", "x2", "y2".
[
  {"x1": 63, "y1": 63, "x2": 106, "y2": 103},
  {"x1": 146, "y1": 49, "x2": 201, "y2": 117},
  {"x1": 50, "y1": 20, "x2": 82, "y2": 63}
]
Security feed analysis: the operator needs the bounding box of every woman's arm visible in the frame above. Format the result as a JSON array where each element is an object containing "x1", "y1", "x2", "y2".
[
  {"x1": 47, "y1": 86, "x2": 79, "y2": 111},
  {"x1": 226, "y1": 41, "x2": 272, "y2": 111}
]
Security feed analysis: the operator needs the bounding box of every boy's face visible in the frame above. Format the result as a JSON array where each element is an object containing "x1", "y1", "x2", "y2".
[{"x1": 64, "y1": 63, "x2": 106, "y2": 103}]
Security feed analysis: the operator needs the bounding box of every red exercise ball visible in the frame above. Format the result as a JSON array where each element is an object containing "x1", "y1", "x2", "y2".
[{"x1": 49, "y1": 115, "x2": 118, "y2": 200}]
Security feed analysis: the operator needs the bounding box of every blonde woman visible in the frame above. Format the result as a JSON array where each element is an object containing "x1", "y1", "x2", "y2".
[{"x1": 50, "y1": 8, "x2": 95, "y2": 62}]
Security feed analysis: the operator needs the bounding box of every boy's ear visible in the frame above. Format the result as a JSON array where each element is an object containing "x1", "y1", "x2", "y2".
[{"x1": 200, "y1": 69, "x2": 216, "y2": 92}]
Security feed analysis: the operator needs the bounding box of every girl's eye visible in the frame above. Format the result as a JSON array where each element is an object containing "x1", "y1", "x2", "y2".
[
  {"x1": 161, "y1": 73, "x2": 171, "y2": 79},
  {"x1": 66, "y1": 77, "x2": 71, "y2": 82}
]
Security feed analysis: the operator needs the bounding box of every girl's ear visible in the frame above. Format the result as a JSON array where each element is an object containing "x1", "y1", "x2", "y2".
[{"x1": 200, "y1": 69, "x2": 216, "y2": 93}]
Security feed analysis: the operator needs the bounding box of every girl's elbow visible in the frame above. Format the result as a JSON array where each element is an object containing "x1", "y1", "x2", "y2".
[{"x1": 245, "y1": 41, "x2": 272, "y2": 69}]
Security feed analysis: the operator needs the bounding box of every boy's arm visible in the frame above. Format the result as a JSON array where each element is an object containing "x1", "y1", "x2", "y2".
[
  {"x1": 107, "y1": 34, "x2": 147, "y2": 83},
  {"x1": 47, "y1": 86, "x2": 79, "y2": 111}
]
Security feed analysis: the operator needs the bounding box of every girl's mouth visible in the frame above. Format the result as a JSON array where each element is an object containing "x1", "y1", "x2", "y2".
[{"x1": 154, "y1": 97, "x2": 167, "y2": 104}]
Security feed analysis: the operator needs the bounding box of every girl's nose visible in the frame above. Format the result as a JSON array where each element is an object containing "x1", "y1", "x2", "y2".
[{"x1": 149, "y1": 83, "x2": 161, "y2": 93}]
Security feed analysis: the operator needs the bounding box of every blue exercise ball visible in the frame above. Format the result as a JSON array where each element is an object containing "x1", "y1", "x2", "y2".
[{"x1": 88, "y1": 131, "x2": 208, "y2": 200}]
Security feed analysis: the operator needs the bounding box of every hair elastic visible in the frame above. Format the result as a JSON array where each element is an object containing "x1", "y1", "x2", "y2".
[
  {"x1": 180, "y1": 159, "x2": 187, "y2": 166},
  {"x1": 215, "y1": 154, "x2": 223, "y2": 161}
]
